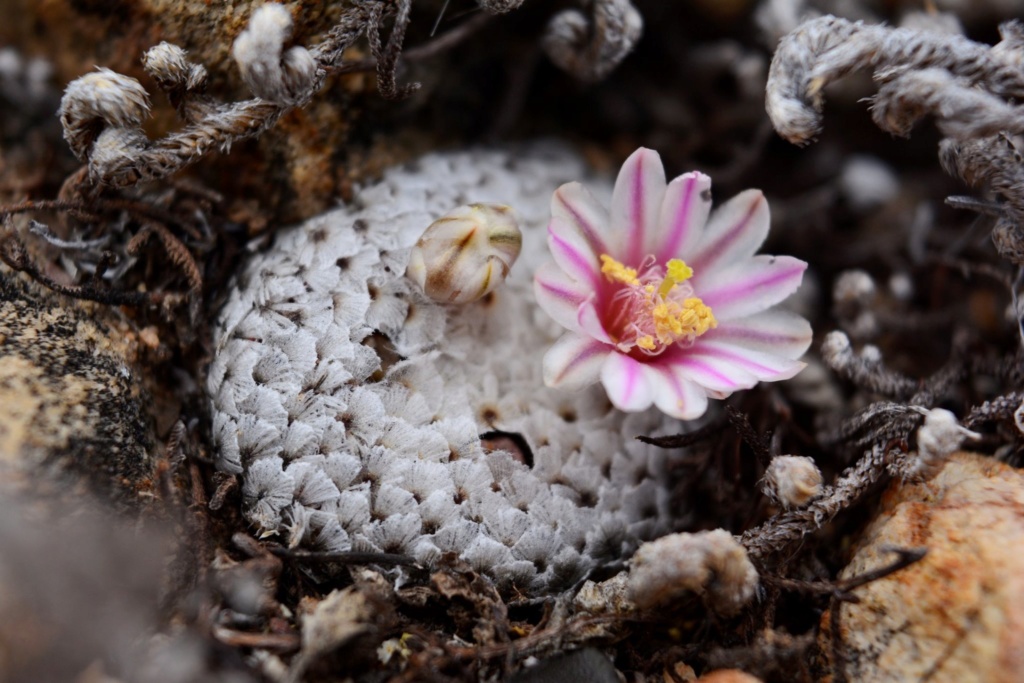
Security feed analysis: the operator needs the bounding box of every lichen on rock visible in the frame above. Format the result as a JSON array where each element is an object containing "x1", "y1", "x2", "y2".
[
  {"x1": 207, "y1": 144, "x2": 684, "y2": 596},
  {"x1": 821, "y1": 452, "x2": 1024, "y2": 681},
  {"x1": 0, "y1": 267, "x2": 154, "y2": 509}
]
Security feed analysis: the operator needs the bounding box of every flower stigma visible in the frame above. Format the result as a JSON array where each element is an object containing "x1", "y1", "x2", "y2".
[{"x1": 599, "y1": 254, "x2": 716, "y2": 356}]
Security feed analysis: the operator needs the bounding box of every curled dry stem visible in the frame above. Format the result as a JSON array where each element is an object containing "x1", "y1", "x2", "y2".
[{"x1": 59, "y1": 2, "x2": 384, "y2": 191}]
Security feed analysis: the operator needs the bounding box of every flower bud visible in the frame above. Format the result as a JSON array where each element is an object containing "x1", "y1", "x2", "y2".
[{"x1": 406, "y1": 203, "x2": 521, "y2": 304}]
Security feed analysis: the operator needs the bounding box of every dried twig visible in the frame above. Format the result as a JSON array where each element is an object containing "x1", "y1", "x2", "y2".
[
  {"x1": 367, "y1": 0, "x2": 419, "y2": 100},
  {"x1": 127, "y1": 221, "x2": 204, "y2": 323},
  {"x1": 725, "y1": 406, "x2": 772, "y2": 467},
  {"x1": 741, "y1": 443, "x2": 896, "y2": 561},
  {"x1": 0, "y1": 226, "x2": 159, "y2": 307},
  {"x1": 636, "y1": 416, "x2": 729, "y2": 449},
  {"x1": 766, "y1": 16, "x2": 1024, "y2": 145},
  {"x1": 767, "y1": 16, "x2": 1024, "y2": 264},
  {"x1": 965, "y1": 391, "x2": 1024, "y2": 428}
]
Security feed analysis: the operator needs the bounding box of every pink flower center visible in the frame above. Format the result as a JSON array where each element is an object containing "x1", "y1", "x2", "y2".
[{"x1": 598, "y1": 254, "x2": 717, "y2": 358}]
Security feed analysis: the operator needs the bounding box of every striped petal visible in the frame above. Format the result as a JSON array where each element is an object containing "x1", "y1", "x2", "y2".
[
  {"x1": 698, "y1": 255, "x2": 807, "y2": 321},
  {"x1": 600, "y1": 352, "x2": 655, "y2": 412},
  {"x1": 703, "y1": 309, "x2": 813, "y2": 360},
  {"x1": 644, "y1": 360, "x2": 709, "y2": 420},
  {"x1": 548, "y1": 217, "x2": 601, "y2": 287},
  {"x1": 533, "y1": 260, "x2": 589, "y2": 334},
  {"x1": 690, "y1": 340, "x2": 807, "y2": 383},
  {"x1": 610, "y1": 148, "x2": 668, "y2": 265},
  {"x1": 655, "y1": 171, "x2": 713, "y2": 264},
  {"x1": 543, "y1": 333, "x2": 611, "y2": 390},
  {"x1": 551, "y1": 181, "x2": 613, "y2": 257},
  {"x1": 577, "y1": 299, "x2": 614, "y2": 344},
  {"x1": 688, "y1": 189, "x2": 769, "y2": 281},
  {"x1": 667, "y1": 346, "x2": 759, "y2": 394}
]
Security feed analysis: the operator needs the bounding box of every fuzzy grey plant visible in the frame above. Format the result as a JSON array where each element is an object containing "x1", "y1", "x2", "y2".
[
  {"x1": 766, "y1": 14, "x2": 1024, "y2": 264},
  {"x1": 140, "y1": 42, "x2": 212, "y2": 123},
  {"x1": 56, "y1": 2, "x2": 392, "y2": 190},
  {"x1": 208, "y1": 144, "x2": 683, "y2": 596},
  {"x1": 542, "y1": 0, "x2": 643, "y2": 82},
  {"x1": 820, "y1": 330, "x2": 919, "y2": 399}
]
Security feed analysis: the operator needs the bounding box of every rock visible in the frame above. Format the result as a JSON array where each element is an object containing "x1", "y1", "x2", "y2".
[
  {"x1": 820, "y1": 451, "x2": 1024, "y2": 682},
  {"x1": 0, "y1": 267, "x2": 154, "y2": 509},
  {"x1": 696, "y1": 671, "x2": 763, "y2": 683}
]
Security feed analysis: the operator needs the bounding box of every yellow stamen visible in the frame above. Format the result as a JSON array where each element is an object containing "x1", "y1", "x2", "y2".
[
  {"x1": 598, "y1": 254, "x2": 716, "y2": 353},
  {"x1": 600, "y1": 254, "x2": 640, "y2": 285},
  {"x1": 683, "y1": 297, "x2": 717, "y2": 336},
  {"x1": 651, "y1": 297, "x2": 717, "y2": 344},
  {"x1": 658, "y1": 258, "x2": 694, "y2": 297},
  {"x1": 666, "y1": 259, "x2": 693, "y2": 282}
]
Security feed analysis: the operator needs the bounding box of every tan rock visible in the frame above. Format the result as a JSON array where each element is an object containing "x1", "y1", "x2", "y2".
[
  {"x1": 821, "y1": 451, "x2": 1024, "y2": 682},
  {"x1": 0, "y1": 267, "x2": 154, "y2": 509},
  {"x1": 695, "y1": 670, "x2": 763, "y2": 683}
]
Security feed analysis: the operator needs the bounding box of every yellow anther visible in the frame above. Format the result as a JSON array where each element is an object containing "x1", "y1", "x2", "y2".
[
  {"x1": 666, "y1": 259, "x2": 693, "y2": 283},
  {"x1": 651, "y1": 296, "x2": 717, "y2": 344},
  {"x1": 683, "y1": 297, "x2": 717, "y2": 335},
  {"x1": 600, "y1": 254, "x2": 640, "y2": 285},
  {"x1": 658, "y1": 258, "x2": 693, "y2": 298},
  {"x1": 597, "y1": 254, "x2": 715, "y2": 353}
]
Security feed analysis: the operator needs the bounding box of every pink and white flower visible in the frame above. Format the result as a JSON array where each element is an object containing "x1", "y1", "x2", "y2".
[{"x1": 533, "y1": 148, "x2": 812, "y2": 420}]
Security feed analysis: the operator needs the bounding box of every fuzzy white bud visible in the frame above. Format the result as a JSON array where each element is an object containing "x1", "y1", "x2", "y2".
[
  {"x1": 821, "y1": 330, "x2": 852, "y2": 364},
  {"x1": 143, "y1": 42, "x2": 207, "y2": 92},
  {"x1": 860, "y1": 345, "x2": 882, "y2": 364},
  {"x1": 233, "y1": 3, "x2": 317, "y2": 105},
  {"x1": 542, "y1": 0, "x2": 643, "y2": 82},
  {"x1": 833, "y1": 269, "x2": 876, "y2": 307},
  {"x1": 839, "y1": 156, "x2": 899, "y2": 212},
  {"x1": 59, "y1": 68, "x2": 151, "y2": 162},
  {"x1": 1015, "y1": 399, "x2": 1024, "y2": 436},
  {"x1": 910, "y1": 408, "x2": 979, "y2": 480},
  {"x1": 762, "y1": 455, "x2": 823, "y2": 510},
  {"x1": 627, "y1": 530, "x2": 758, "y2": 615}
]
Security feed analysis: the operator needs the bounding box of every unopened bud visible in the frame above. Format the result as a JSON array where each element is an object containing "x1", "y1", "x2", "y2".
[{"x1": 762, "y1": 455, "x2": 822, "y2": 509}]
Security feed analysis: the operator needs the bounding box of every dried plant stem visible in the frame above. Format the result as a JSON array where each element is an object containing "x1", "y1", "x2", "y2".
[
  {"x1": 767, "y1": 15, "x2": 1024, "y2": 265},
  {"x1": 741, "y1": 444, "x2": 895, "y2": 561},
  {"x1": 62, "y1": 2, "x2": 389, "y2": 191},
  {"x1": 0, "y1": 228, "x2": 160, "y2": 307},
  {"x1": 766, "y1": 15, "x2": 1024, "y2": 145},
  {"x1": 965, "y1": 391, "x2": 1024, "y2": 428}
]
